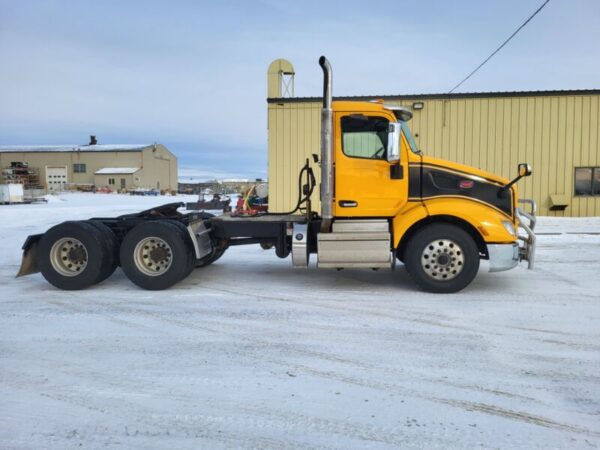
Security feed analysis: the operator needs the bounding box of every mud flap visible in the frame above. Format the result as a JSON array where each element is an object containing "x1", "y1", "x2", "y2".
[
  {"x1": 186, "y1": 220, "x2": 213, "y2": 260},
  {"x1": 16, "y1": 234, "x2": 42, "y2": 277}
]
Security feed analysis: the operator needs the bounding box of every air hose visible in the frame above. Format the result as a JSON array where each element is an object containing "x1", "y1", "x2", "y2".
[{"x1": 267, "y1": 159, "x2": 316, "y2": 216}]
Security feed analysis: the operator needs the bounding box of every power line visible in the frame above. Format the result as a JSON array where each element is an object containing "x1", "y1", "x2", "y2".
[{"x1": 448, "y1": 0, "x2": 551, "y2": 93}]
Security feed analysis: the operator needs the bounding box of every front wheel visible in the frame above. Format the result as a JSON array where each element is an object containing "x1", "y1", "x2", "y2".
[{"x1": 403, "y1": 223, "x2": 480, "y2": 293}]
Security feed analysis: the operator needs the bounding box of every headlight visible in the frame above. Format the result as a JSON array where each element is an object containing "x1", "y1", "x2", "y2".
[{"x1": 502, "y1": 220, "x2": 516, "y2": 237}]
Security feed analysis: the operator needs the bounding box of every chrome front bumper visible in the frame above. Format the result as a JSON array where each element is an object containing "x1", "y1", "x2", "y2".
[
  {"x1": 487, "y1": 199, "x2": 537, "y2": 272},
  {"x1": 515, "y1": 199, "x2": 537, "y2": 269},
  {"x1": 488, "y1": 242, "x2": 519, "y2": 272}
]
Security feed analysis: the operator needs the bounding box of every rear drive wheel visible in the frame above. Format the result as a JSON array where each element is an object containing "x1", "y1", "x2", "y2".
[
  {"x1": 86, "y1": 220, "x2": 119, "y2": 283},
  {"x1": 403, "y1": 223, "x2": 480, "y2": 293},
  {"x1": 37, "y1": 221, "x2": 105, "y2": 290},
  {"x1": 164, "y1": 219, "x2": 197, "y2": 278},
  {"x1": 120, "y1": 220, "x2": 194, "y2": 290}
]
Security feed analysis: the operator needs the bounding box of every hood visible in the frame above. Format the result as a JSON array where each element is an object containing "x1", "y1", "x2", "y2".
[
  {"x1": 412, "y1": 154, "x2": 515, "y2": 218},
  {"x1": 421, "y1": 155, "x2": 510, "y2": 186}
]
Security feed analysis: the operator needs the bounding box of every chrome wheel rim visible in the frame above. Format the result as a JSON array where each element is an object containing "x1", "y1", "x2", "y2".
[
  {"x1": 421, "y1": 239, "x2": 465, "y2": 281},
  {"x1": 50, "y1": 237, "x2": 88, "y2": 277},
  {"x1": 133, "y1": 237, "x2": 173, "y2": 276}
]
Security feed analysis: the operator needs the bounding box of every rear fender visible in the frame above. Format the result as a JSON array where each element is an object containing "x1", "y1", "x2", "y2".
[{"x1": 16, "y1": 234, "x2": 43, "y2": 277}]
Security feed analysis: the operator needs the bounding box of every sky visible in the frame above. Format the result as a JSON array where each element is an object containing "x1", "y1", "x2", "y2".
[{"x1": 1, "y1": 0, "x2": 599, "y2": 180}]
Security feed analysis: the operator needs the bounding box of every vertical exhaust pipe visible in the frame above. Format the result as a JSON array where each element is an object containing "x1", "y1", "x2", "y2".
[{"x1": 319, "y1": 56, "x2": 333, "y2": 232}]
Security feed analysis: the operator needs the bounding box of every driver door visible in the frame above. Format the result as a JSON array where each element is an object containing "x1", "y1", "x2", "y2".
[{"x1": 333, "y1": 112, "x2": 408, "y2": 217}]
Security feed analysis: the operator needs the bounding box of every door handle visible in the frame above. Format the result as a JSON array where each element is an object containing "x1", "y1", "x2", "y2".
[{"x1": 338, "y1": 200, "x2": 358, "y2": 208}]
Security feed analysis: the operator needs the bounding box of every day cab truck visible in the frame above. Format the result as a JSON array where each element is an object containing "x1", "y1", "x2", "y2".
[{"x1": 17, "y1": 56, "x2": 536, "y2": 293}]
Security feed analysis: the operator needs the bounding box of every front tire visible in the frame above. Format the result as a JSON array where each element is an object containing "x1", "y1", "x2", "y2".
[
  {"x1": 120, "y1": 220, "x2": 194, "y2": 290},
  {"x1": 403, "y1": 223, "x2": 480, "y2": 293}
]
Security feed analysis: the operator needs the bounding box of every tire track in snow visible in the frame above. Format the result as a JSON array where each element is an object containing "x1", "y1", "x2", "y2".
[
  {"x1": 1, "y1": 363, "x2": 421, "y2": 449},
  {"x1": 63, "y1": 293, "x2": 600, "y2": 438},
  {"x1": 23, "y1": 282, "x2": 599, "y2": 440},
  {"x1": 40, "y1": 292, "x2": 222, "y2": 336},
  {"x1": 199, "y1": 284, "x2": 494, "y2": 335},
  {"x1": 2, "y1": 369, "x2": 330, "y2": 450},
  {"x1": 280, "y1": 361, "x2": 600, "y2": 438}
]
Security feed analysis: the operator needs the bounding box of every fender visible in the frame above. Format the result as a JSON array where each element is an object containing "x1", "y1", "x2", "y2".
[
  {"x1": 423, "y1": 197, "x2": 515, "y2": 243},
  {"x1": 392, "y1": 203, "x2": 428, "y2": 248}
]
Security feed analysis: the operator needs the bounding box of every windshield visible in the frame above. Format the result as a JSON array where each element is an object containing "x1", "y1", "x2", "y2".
[{"x1": 401, "y1": 121, "x2": 419, "y2": 154}]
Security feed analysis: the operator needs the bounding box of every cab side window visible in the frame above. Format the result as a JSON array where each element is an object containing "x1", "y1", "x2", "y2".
[{"x1": 341, "y1": 115, "x2": 389, "y2": 160}]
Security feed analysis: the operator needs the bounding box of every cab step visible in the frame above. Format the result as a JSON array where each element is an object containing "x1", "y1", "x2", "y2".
[{"x1": 317, "y1": 220, "x2": 392, "y2": 269}]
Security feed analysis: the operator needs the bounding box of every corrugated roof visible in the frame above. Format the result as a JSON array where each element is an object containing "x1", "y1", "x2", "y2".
[
  {"x1": 267, "y1": 88, "x2": 600, "y2": 103},
  {"x1": 0, "y1": 144, "x2": 152, "y2": 153},
  {"x1": 94, "y1": 167, "x2": 140, "y2": 175}
]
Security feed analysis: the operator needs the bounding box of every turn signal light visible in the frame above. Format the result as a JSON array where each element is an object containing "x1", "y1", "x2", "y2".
[{"x1": 459, "y1": 180, "x2": 474, "y2": 189}]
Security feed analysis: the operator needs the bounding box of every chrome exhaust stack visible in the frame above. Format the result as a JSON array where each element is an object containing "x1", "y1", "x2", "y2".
[{"x1": 319, "y1": 56, "x2": 334, "y2": 232}]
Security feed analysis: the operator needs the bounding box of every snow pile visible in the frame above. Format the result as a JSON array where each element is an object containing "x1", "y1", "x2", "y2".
[{"x1": 42, "y1": 194, "x2": 65, "y2": 203}]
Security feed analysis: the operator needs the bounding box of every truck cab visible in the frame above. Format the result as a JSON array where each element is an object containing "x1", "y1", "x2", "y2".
[{"x1": 309, "y1": 97, "x2": 535, "y2": 292}]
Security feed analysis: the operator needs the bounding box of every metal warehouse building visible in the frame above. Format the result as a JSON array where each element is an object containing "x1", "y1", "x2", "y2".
[
  {"x1": 0, "y1": 141, "x2": 178, "y2": 192},
  {"x1": 267, "y1": 59, "x2": 600, "y2": 217}
]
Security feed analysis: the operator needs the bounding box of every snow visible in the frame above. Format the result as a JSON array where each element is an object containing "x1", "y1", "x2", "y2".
[
  {"x1": 94, "y1": 167, "x2": 140, "y2": 175},
  {"x1": 1, "y1": 193, "x2": 599, "y2": 449},
  {"x1": 221, "y1": 178, "x2": 252, "y2": 183},
  {"x1": 0, "y1": 144, "x2": 150, "y2": 153}
]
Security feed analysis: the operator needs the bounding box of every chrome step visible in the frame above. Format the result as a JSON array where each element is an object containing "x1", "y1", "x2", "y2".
[{"x1": 317, "y1": 220, "x2": 391, "y2": 269}]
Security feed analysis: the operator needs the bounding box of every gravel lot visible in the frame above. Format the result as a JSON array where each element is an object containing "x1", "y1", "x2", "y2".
[{"x1": 1, "y1": 194, "x2": 599, "y2": 449}]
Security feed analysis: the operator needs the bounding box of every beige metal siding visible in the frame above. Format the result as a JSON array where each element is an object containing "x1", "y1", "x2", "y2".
[
  {"x1": 0, "y1": 144, "x2": 178, "y2": 191},
  {"x1": 94, "y1": 173, "x2": 135, "y2": 190},
  {"x1": 140, "y1": 145, "x2": 177, "y2": 191},
  {"x1": 268, "y1": 102, "x2": 322, "y2": 213},
  {"x1": 268, "y1": 94, "x2": 600, "y2": 216},
  {"x1": 0, "y1": 151, "x2": 142, "y2": 188}
]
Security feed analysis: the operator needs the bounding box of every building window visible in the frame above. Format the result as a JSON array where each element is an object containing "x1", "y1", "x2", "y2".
[
  {"x1": 341, "y1": 115, "x2": 389, "y2": 160},
  {"x1": 108, "y1": 178, "x2": 115, "y2": 185},
  {"x1": 73, "y1": 163, "x2": 86, "y2": 173},
  {"x1": 574, "y1": 167, "x2": 600, "y2": 196}
]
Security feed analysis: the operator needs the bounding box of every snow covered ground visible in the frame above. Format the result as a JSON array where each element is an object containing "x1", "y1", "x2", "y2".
[{"x1": 1, "y1": 193, "x2": 599, "y2": 449}]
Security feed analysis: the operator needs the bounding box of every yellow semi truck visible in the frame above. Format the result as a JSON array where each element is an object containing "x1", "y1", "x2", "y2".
[{"x1": 17, "y1": 56, "x2": 536, "y2": 293}]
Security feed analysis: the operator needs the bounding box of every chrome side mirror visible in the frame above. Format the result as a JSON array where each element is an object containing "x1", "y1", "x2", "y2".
[
  {"x1": 518, "y1": 163, "x2": 532, "y2": 177},
  {"x1": 387, "y1": 122, "x2": 401, "y2": 163}
]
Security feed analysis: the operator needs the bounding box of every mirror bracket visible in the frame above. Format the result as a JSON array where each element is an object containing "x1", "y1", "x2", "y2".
[{"x1": 498, "y1": 163, "x2": 532, "y2": 197}]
